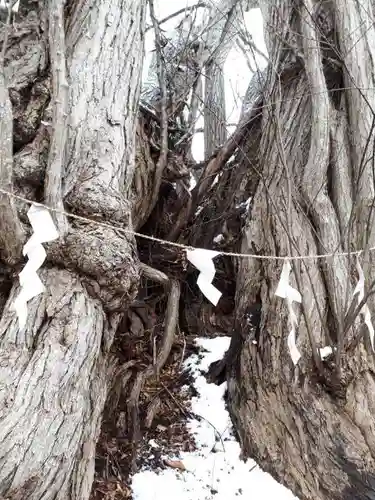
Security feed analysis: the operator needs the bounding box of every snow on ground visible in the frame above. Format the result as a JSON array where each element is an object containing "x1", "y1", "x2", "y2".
[{"x1": 131, "y1": 336, "x2": 298, "y2": 500}]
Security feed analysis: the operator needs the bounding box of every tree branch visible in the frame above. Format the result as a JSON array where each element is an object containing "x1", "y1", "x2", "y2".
[
  {"x1": 238, "y1": 29, "x2": 269, "y2": 64},
  {"x1": 300, "y1": 0, "x2": 348, "y2": 342},
  {"x1": 145, "y1": 2, "x2": 208, "y2": 32},
  {"x1": 0, "y1": 5, "x2": 24, "y2": 264},
  {"x1": 45, "y1": 0, "x2": 68, "y2": 235},
  {"x1": 144, "y1": 0, "x2": 169, "y2": 222},
  {"x1": 194, "y1": 108, "x2": 253, "y2": 202}
]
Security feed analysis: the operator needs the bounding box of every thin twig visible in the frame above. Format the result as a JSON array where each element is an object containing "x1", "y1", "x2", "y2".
[
  {"x1": 160, "y1": 381, "x2": 189, "y2": 417},
  {"x1": 145, "y1": 3, "x2": 208, "y2": 32}
]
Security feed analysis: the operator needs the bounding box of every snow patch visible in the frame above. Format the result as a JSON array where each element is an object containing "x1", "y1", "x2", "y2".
[
  {"x1": 213, "y1": 234, "x2": 224, "y2": 244},
  {"x1": 131, "y1": 336, "x2": 298, "y2": 500},
  {"x1": 237, "y1": 197, "x2": 252, "y2": 210},
  {"x1": 189, "y1": 173, "x2": 197, "y2": 191},
  {"x1": 320, "y1": 346, "x2": 335, "y2": 359},
  {"x1": 195, "y1": 206, "x2": 203, "y2": 217},
  {"x1": 0, "y1": 0, "x2": 19, "y2": 11}
]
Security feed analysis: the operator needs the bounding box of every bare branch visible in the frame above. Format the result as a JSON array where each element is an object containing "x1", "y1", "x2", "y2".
[
  {"x1": 238, "y1": 29, "x2": 268, "y2": 64},
  {"x1": 145, "y1": 0, "x2": 169, "y2": 221},
  {"x1": 145, "y1": 2, "x2": 208, "y2": 32},
  {"x1": 195, "y1": 100, "x2": 259, "y2": 202},
  {"x1": 45, "y1": 0, "x2": 68, "y2": 235}
]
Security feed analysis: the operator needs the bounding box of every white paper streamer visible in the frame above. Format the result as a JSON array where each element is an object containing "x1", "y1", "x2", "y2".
[
  {"x1": 275, "y1": 260, "x2": 302, "y2": 365},
  {"x1": 186, "y1": 248, "x2": 222, "y2": 306},
  {"x1": 353, "y1": 255, "x2": 375, "y2": 351},
  {"x1": 13, "y1": 204, "x2": 59, "y2": 329}
]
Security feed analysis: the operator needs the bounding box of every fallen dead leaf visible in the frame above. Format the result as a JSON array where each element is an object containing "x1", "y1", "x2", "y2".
[{"x1": 164, "y1": 459, "x2": 186, "y2": 471}]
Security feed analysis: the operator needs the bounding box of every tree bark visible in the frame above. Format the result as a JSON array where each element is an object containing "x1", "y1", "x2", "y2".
[
  {"x1": 225, "y1": 1, "x2": 375, "y2": 499},
  {"x1": 203, "y1": 0, "x2": 242, "y2": 158},
  {"x1": 0, "y1": 1, "x2": 144, "y2": 498}
]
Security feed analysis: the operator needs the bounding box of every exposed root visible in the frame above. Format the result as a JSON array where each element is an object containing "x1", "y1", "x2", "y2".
[
  {"x1": 126, "y1": 273, "x2": 181, "y2": 469},
  {"x1": 127, "y1": 371, "x2": 145, "y2": 451},
  {"x1": 145, "y1": 396, "x2": 162, "y2": 429},
  {"x1": 152, "y1": 279, "x2": 180, "y2": 376},
  {"x1": 106, "y1": 360, "x2": 136, "y2": 414}
]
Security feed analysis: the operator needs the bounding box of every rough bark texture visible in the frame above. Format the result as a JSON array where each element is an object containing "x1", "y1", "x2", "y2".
[
  {"x1": 0, "y1": 1, "x2": 144, "y2": 498},
  {"x1": 6, "y1": 0, "x2": 375, "y2": 498},
  {"x1": 224, "y1": 1, "x2": 375, "y2": 499},
  {"x1": 91, "y1": 0, "x2": 375, "y2": 498},
  {"x1": 204, "y1": 61, "x2": 227, "y2": 158}
]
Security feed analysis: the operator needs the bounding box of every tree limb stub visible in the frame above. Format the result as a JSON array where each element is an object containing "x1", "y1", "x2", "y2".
[
  {"x1": 140, "y1": 262, "x2": 169, "y2": 286},
  {"x1": 45, "y1": 0, "x2": 68, "y2": 236}
]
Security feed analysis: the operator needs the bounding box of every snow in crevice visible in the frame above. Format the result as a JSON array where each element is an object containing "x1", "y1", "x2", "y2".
[
  {"x1": 131, "y1": 336, "x2": 298, "y2": 500},
  {"x1": 213, "y1": 234, "x2": 224, "y2": 244}
]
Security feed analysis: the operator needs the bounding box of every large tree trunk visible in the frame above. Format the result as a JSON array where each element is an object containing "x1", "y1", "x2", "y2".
[
  {"x1": 223, "y1": 1, "x2": 375, "y2": 499},
  {"x1": 0, "y1": 1, "x2": 144, "y2": 498},
  {"x1": 203, "y1": 0, "x2": 241, "y2": 158}
]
